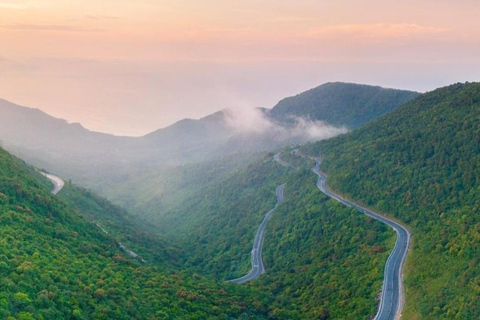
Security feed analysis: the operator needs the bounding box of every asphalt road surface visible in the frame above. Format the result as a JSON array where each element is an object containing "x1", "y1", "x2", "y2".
[
  {"x1": 41, "y1": 172, "x2": 65, "y2": 195},
  {"x1": 229, "y1": 184, "x2": 285, "y2": 284},
  {"x1": 312, "y1": 158, "x2": 410, "y2": 320}
]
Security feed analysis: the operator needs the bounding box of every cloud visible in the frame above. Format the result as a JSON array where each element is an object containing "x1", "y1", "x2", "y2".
[
  {"x1": 223, "y1": 107, "x2": 347, "y2": 142},
  {"x1": 1, "y1": 24, "x2": 103, "y2": 32},
  {"x1": 305, "y1": 23, "x2": 451, "y2": 40},
  {"x1": 289, "y1": 117, "x2": 348, "y2": 140},
  {"x1": 223, "y1": 107, "x2": 273, "y2": 134},
  {"x1": 0, "y1": 2, "x2": 27, "y2": 9},
  {"x1": 86, "y1": 15, "x2": 119, "y2": 20}
]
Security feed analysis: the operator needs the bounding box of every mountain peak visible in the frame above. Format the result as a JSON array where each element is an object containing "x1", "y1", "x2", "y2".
[{"x1": 269, "y1": 82, "x2": 419, "y2": 129}]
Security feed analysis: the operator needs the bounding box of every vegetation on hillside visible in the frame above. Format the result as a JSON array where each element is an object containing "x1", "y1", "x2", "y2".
[
  {"x1": 58, "y1": 183, "x2": 180, "y2": 266},
  {"x1": 97, "y1": 153, "x2": 256, "y2": 219},
  {"x1": 153, "y1": 148, "x2": 395, "y2": 319},
  {"x1": 269, "y1": 82, "x2": 419, "y2": 129},
  {"x1": 0, "y1": 140, "x2": 396, "y2": 319},
  {"x1": 160, "y1": 154, "x2": 289, "y2": 279},
  {"x1": 260, "y1": 165, "x2": 394, "y2": 319},
  {"x1": 0, "y1": 147, "x2": 274, "y2": 319},
  {"x1": 303, "y1": 82, "x2": 480, "y2": 319}
]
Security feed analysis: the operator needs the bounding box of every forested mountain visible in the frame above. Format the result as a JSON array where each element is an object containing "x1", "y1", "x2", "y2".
[
  {"x1": 303, "y1": 82, "x2": 480, "y2": 319},
  {"x1": 133, "y1": 147, "x2": 393, "y2": 319},
  {"x1": 0, "y1": 83, "x2": 417, "y2": 226},
  {"x1": 159, "y1": 154, "x2": 290, "y2": 279},
  {"x1": 0, "y1": 82, "x2": 421, "y2": 319},
  {"x1": 0, "y1": 128, "x2": 396, "y2": 319},
  {"x1": 269, "y1": 82, "x2": 419, "y2": 129},
  {"x1": 259, "y1": 158, "x2": 394, "y2": 319},
  {"x1": 0, "y1": 146, "x2": 275, "y2": 319}
]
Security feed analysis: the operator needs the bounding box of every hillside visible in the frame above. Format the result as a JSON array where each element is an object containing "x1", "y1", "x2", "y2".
[
  {"x1": 303, "y1": 82, "x2": 480, "y2": 319},
  {"x1": 144, "y1": 149, "x2": 395, "y2": 319},
  {"x1": 259, "y1": 161, "x2": 394, "y2": 319},
  {"x1": 160, "y1": 154, "x2": 290, "y2": 279},
  {"x1": 269, "y1": 82, "x2": 419, "y2": 129},
  {"x1": 0, "y1": 146, "x2": 275, "y2": 319},
  {"x1": 0, "y1": 83, "x2": 416, "y2": 228}
]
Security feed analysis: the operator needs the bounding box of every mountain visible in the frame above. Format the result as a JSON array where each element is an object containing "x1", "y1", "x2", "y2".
[
  {"x1": 0, "y1": 99, "x2": 138, "y2": 184},
  {"x1": 302, "y1": 82, "x2": 480, "y2": 319},
  {"x1": 140, "y1": 146, "x2": 395, "y2": 319},
  {"x1": 269, "y1": 82, "x2": 419, "y2": 129},
  {"x1": 0, "y1": 83, "x2": 419, "y2": 177},
  {"x1": 0, "y1": 146, "x2": 275, "y2": 319},
  {"x1": 0, "y1": 83, "x2": 420, "y2": 240}
]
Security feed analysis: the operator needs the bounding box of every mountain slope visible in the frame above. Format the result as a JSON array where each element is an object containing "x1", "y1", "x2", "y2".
[
  {"x1": 269, "y1": 82, "x2": 419, "y2": 129},
  {"x1": 0, "y1": 146, "x2": 274, "y2": 319},
  {"x1": 260, "y1": 161, "x2": 394, "y2": 319},
  {"x1": 154, "y1": 149, "x2": 395, "y2": 319},
  {"x1": 303, "y1": 82, "x2": 480, "y2": 319},
  {"x1": 0, "y1": 83, "x2": 419, "y2": 176}
]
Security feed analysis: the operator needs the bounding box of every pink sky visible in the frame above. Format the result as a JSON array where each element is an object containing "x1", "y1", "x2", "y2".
[{"x1": 1, "y1": 0, "x2": 479, "y2": 135}]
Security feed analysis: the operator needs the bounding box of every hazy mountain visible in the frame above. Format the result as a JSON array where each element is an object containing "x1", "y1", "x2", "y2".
[
  {"x1": 0, "y1": 83, "x2": 418, "y2": 183},
  {"x1": 303, "y1": 82, "x2": 480, "y2": 318},
  {"x1": 269, "y1": 82, "x2": 419, "y2": 129}
]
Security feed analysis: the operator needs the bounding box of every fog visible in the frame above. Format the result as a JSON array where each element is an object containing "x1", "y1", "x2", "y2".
[{"x1": 224, "y1": 106, "x2": 348, "y2": 142}]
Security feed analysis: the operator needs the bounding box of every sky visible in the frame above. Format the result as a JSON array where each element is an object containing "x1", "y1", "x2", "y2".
[{"x1": 1, "y1": 0, "x2": 480, "y2": 136}]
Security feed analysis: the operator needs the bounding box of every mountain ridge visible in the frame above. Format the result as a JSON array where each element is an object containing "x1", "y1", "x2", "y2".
[
  {"x1": 269, "y1": 82, "x2": 419, "y2": 129},
  {"x1": 302, "y1": 81, "x2": 480, "y2": 319}
]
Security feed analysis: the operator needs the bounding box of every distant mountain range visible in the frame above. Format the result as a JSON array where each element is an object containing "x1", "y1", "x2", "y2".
[{"x1": 0, "y1": 82, "x2": 419, "y2": 184}]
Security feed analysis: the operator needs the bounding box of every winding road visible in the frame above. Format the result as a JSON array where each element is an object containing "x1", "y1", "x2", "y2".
[
  {"x1": 41, "y1": 171, "x2": 146, "y2": 263},
  {"x1": 312, "y1": 158, "x2": 410, "y2": 320},
  {"x1": 228, "y1": 184, "x2": 285, "y2": 284},
  {"x1": 41, "y1": 172, "x2": 65, "y2": 195}
]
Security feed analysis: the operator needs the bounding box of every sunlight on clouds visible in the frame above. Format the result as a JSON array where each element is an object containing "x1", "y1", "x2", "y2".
[
  {"x1": 0, "y1": 0, "x2": 479, "y2": 135},
  {"x1": 305, "y1": 24, "x2": 451, "y2": 40},
  {"x1": 0, "y1": 0, "x2": 30, "y2": 9}
]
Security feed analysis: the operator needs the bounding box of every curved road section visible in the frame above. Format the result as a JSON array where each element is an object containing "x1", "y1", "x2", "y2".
[
  {"x1": 229, "y1": 184, "x2": 285, "y2": 284},
  {"x1": 312, "y1": 158, "x2": 410, "y2": 320},
  {"x1": 41, "y1": 172, "x2": 65, "y2": 195}
]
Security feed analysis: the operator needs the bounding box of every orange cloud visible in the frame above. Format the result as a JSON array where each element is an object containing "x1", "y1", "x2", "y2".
[
  {"x1": 0, "y1": 2, "x2": 27, "y2": 10},
  {"x1": 1, "y1": 24, "x2": 103, "y2": 32},
  {"x1": 305, "y1": 23, "x2": 451, "y2": 40}
]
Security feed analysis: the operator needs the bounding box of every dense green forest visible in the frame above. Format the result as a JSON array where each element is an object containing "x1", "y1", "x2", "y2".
[
  {"x1": 259, "y1": 162, "x2": 394, "y2": 319},
  {"x1": 57, "y1": 183, "x2": 181, "y2": 266},
  {"x1": 96, "y1": 153, "x2": 256, "y2": 219},
  {"x1": 9, "y1": 82, "x2": 475, "y2": 318},
  {"x1": 158, "y1": 154, "x2": 289, "y2": 279},
  {"x1": 269, "y1": 82, "x2": 419, "y2": 129},
  {"x1": 0, "y1": 136, "x2": 398, "y2": 319},
  {"x1": 147, "y1": 147, "x2": 395, "y2": 318},
  {"x1": 303, "y1": 82, "x2": 480, "y2": 319},
  {"x1": 0, "y1": 147, "x2": 276, "y2": 319}
]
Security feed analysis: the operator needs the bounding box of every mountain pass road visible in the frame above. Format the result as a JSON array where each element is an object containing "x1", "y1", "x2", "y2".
[
  {"x1": 312, "y1": 158, "x2": 410, "y2": 320},
  {"x1": 229, "y1": 184, "x2": 285, "y2": 284},
  {"x1": 41, "y1": 172, "x2": 65, "y2": 195}
]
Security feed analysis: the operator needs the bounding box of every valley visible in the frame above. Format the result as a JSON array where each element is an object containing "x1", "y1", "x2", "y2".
[
  {"x1": 2, "y1": 1, "x2": 478, "y2": 318},
  {"x1": 1, "y1": 81, "x2": 479, "y2": 319}
]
